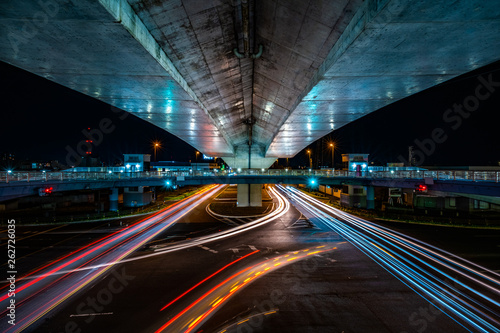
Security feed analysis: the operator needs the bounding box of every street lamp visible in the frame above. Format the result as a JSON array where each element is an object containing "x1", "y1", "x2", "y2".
[
  {"x1": 195, "y1": 151, "x2": 200, "y2": 171},
  {"x1": 306, "y1": 150, "x2": 312, "y2": 169},
  {"x1": 329, "y1": 143, "x2": 335, "y2": 169},
  {"x1": 153, "y1": 141, "x2": 161, "y2": 162}
]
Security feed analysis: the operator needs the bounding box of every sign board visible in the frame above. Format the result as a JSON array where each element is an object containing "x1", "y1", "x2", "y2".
[{"x1": 389, "y1": 188, "x2": 402, "y2": 197}]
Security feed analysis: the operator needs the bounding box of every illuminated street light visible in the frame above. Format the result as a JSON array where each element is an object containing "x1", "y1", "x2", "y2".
[
  {"x1": 195, "y1": 151, "x2": 200, "y2": 171},
  {"x1": 153, "y1": 141, "x2": 161, "y2": 162},
  {"x1": 306, "y1": 149, "x2": 312, "y2": 169},
  {"x1": 329, "y1": 142, "x2": 335, "y2": 169}
]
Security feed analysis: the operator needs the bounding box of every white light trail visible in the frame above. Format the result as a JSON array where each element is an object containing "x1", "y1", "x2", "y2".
[{"x1": 280, "y1": 185, "x2": 500, "y2": 333}]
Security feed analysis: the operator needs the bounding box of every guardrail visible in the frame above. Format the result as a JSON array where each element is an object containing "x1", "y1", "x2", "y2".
[{"x1": 0, "y1": 169, "x2": 499, "y2": 184}]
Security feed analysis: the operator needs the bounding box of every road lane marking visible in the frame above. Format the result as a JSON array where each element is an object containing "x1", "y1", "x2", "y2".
[{"x1": 70, "y1": 312, "x2": 113, "y2": 317}]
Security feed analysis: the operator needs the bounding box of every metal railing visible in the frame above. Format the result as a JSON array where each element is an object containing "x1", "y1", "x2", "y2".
[{"x1": 1, "y1": 169, "x2": 499, "y2": 184}]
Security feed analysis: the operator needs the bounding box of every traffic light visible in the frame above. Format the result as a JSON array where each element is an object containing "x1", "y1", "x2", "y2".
[{"x1": 415, "y1": 184, "x2": 427, "y2": 193}]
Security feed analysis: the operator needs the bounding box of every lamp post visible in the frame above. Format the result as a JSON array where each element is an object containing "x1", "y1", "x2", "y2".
[
  {"x1": 153, "y1": 141, "x2": 161, "y2": 162},
  {"x1": 306, "y1": 150, "x2": 312, "y2": 169},
  {"x1": 329, "y1": 143, "x2": 335, "y2": 169},
  {"x1": 195, "y1": 151, "x2": 200, "y2": 171}
]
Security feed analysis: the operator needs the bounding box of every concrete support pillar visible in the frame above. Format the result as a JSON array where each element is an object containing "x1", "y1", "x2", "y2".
[
  {"x1": 109, "y1": 188, "x2": 119, "y2": 212},
  {"x1": 237, "y1": 184, "x2": 262, "y2": 207},
  {"x1": 366, "y1": 186, "x2": 375, "y2": 210}
]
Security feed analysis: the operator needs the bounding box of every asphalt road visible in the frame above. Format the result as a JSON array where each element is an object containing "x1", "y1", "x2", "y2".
[{"x1": 0, "y1": 185, "x2": 499, "y2": 333}]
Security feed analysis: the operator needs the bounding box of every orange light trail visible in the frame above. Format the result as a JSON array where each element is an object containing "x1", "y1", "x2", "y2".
[
  {"x1": 160, "y1": 250, "x2": 260, "y2": 311},
  {"x1": 155, "y1": 246, "x2": 337, "y2": 333}
]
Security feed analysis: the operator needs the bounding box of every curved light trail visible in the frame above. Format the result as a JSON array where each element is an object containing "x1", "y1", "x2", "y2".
[
  {"x1": 0, "y1": 185, "x2": 290, "y2": 332},
  {"x1": 0, "y1": 185, "x2": 224, "y2": 332},
  {"x1": 18, "y1": 185, "x2": 291, "y2": 280},
  {"x1": 154, "y1": 246, "x2": 337, "y2": 333},
  {"x1": 280, "y1": 185, "x2": 500, "y2": 333}
]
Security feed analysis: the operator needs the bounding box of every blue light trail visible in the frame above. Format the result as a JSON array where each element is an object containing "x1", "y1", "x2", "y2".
[{"x1": 279, "y1": 185, "x2": 500, "y2": 333}]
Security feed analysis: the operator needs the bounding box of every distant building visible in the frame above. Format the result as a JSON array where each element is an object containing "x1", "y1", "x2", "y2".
[
  {"x1": 150, "y1": 161, "x2": 191, "y2": 172},
  {"x1": 80, "y1": 154, "x2": 103, "y2": 167},
  {"x1": 151, "y1": 161, "x2": 219, "y2": 172},
  {"x1": 65, "y1": 154, "x2": 150, "y2": 173},
  {"x1": 1, "y1": 153, "x2": 15, "y2": 162},
  {"x1": 64, "y1": 154, "x2": 219, "y2": 174},
  {"x1": 342, "y1": 154, "x2": 369, "y2": 171},
  {"x1": 124, "y1": 154, "x2": 150, "y2": 172}
]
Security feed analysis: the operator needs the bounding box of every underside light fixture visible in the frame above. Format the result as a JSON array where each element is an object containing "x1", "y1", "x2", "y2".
[
  {"x1": 39, "y1": 186, "x2": 53, "y2": 196},
  {"x1": 135, "y1": 164, "x2": 140, "y2": 168},
  {"x1": 237, "y1": 168, "x2": 242, "y2": 172},
  {"x1": 261, "y1": 168, "x2": 265, "y2": 172},
  {"x1": 416, "y1": 184, "x2": 428, "y2": 193},
  {"x1": 108, "y1": 170, "x2": 112, "y2": 174},
  {"x1": 120, "y1": 170, "x2": 124, "y2": 173},
  {"x1": 126, "y1": 164, "x2": 130, "y2": 169}
]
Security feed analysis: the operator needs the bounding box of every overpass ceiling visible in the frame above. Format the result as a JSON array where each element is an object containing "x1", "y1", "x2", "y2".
[{"x1": 1, "y1": 0, "x2": 500, "y2": 160}]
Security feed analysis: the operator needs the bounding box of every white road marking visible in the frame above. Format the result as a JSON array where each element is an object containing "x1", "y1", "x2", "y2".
[
  {"x1": 70, "y1": 312, "x2": 113, "y2": 317},
  {"x1": 199, "y1": 245, "x2": 219, "y2": 253}
]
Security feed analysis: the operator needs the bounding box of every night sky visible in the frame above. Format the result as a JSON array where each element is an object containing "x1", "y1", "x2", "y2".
[{"x1": 1, "y1": 59, "x2": 499, "y2": 168}]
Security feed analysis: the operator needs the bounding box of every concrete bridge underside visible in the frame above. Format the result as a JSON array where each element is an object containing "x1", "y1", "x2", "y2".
[{"x1": 1, "y1": 0, "x2": 500, "y2": 168}]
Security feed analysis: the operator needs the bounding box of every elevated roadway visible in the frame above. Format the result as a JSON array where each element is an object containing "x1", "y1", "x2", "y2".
[{"x1": 1, "y1": 170, "x2": 499, "y2": 202}]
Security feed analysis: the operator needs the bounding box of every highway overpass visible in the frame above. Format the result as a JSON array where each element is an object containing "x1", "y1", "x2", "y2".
[
  {"x1": 1, "y1": 0, "x2": 500, "y2": 168},
  {"x1": 1, "y1": 170, "x2": 499, "y2": 202}
]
